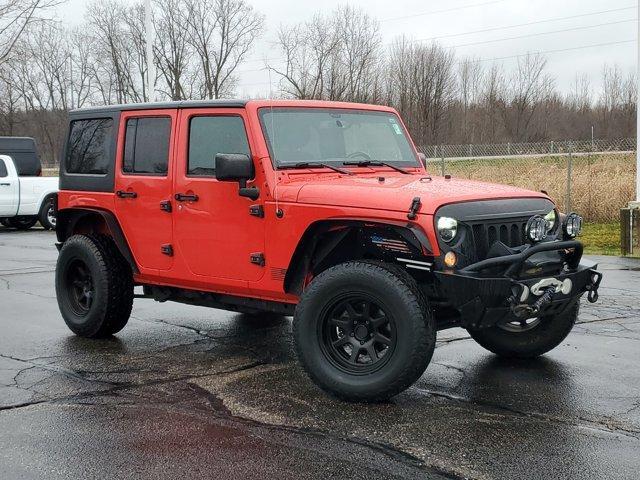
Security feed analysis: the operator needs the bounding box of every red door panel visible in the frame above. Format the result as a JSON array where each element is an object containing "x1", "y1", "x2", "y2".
[
  {"x1": 173, "y1": 109, "x2": 265, "y2": 282},
  {"x1": 115, "y1": 110, "x2": 177, "y2": 271}
]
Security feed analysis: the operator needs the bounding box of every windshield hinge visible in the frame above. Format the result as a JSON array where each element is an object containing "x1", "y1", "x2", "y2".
[
  {"x1": 250, "y1": 252, "x2": 265, "y2": 267},
  {"x1": 407, "y1": 197, "x2": 422, "y2": 220},
  {"x1": 249, "y1": 204, "x2": 264, "y2": 218}
]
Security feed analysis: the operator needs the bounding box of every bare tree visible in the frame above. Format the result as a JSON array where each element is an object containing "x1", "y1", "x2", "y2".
[
  {"x1": 0, "y1": 0, "x2": 65, "y2": 64},
  {"x1": 272, "y1": 6, "x2": 381, "y2": 102},
  {"x1": 184, "y1": 0, "x2": 264, "y2": 99},
  {"x1": 153, "y1": 0, "x2": 195, "y2": 100}
]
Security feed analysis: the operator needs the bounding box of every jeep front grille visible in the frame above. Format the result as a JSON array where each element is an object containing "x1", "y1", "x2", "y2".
[{"x1": 469, "y1": 218, "x2": 529, "y2": 261}]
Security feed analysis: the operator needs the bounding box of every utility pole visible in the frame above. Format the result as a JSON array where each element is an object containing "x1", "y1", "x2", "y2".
[
  {"x1": 636, "y1": 0, "x2": 640, "y2": 202},
  {"x1": 145, "y1": 0, "x2": 155, "y2": 102}
]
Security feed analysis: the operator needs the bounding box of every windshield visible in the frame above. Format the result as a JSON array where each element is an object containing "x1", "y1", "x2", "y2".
[{"x1": 259, "y1": 108, "x2": 419, "y2": 168}]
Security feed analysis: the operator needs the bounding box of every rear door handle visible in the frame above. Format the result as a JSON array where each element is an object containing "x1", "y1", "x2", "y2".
[
  {"x1": 116, "y1": 190, "x2": 138, "y2": 199},
  {"x1": 174, "y1": 193, "x2": 199, "y2": 202}
]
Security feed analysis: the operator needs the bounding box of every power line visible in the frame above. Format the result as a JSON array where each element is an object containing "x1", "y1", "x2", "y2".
[
  {"x1": 447, "y1": 19, "x2": 637, "y2": 49},
  {"x1": 235, "y1": 39, "x2": 637, "y2": 89},
  {"x1": 239, "y1": 6, "x2": 637, "y2": 66},
  {"x1": 411, "y1": 6, "x2": 637, "y2": 43},
  {"x1": 381, "y1": 0, "x2": 509, "y2": 23},
  {"x1": 235, "y1": 20, "x2": 636, "y2": 75}
]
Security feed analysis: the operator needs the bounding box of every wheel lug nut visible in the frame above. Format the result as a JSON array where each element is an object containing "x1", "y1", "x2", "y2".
[
  {"x1": 350, "y1": 333, "x2": 354, "y2": 337},
  {"x1": 360, "y1": 341, "x2": 364, "y2": 345}
]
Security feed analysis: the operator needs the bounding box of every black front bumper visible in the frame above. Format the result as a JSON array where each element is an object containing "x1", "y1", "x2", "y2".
[{"x1": 434, "y1": 240, "x2": 602, "y2": 329}]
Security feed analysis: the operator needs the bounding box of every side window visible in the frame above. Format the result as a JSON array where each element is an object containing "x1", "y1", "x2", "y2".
[
  {"x1": 0, "y1": 159, "x2": 7, "y2": 177},
  {"x1": 123, "y1": 117, "x2": 171, "y2": 175},
  {"x1": 188, "y1": 116, "x2": 250, "y2": 176},
  {"x1": 66, "y1": 118, "x2": 114, "y2": 175}
]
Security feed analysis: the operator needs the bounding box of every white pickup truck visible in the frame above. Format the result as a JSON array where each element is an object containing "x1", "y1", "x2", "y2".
[{"x1": 0, "y1": 151, "x2": 58, "y2": 230}]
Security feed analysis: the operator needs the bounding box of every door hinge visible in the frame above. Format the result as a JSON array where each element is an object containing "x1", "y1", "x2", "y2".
[
  {"x1": 161, "y1": 244, "x2": 174, "y2": 256},
  {"x1": 160, "y1": 200, "x2": 172, "y2": 213},
  {"x1": 249, "y1": 204, "x2": 264, "y2": 218},
  {"x1": 250, "y1": 252, "x2": 265, "y2": 266}
]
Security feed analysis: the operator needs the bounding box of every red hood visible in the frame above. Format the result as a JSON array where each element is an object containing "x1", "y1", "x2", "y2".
[{"x1": 284, "y1": 173, "x2": 549, "y2": 215}]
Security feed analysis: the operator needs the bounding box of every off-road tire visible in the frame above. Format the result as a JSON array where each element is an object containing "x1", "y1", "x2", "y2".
[
  {"x1": 39, "y1": 196, "x2": 56, "y2": 230},
  {"x1": 56, "y1": 234, "x2": 134, "y2": 338},
  {"x1": 467, "y1": 302, "x2": 580, "y2": 358},
  {"x1": 7, "y1": 216, "x2": 38, "y2": 230},
  {"x1": 294, "y1": 261, "x2": 435, "y2": 402}
]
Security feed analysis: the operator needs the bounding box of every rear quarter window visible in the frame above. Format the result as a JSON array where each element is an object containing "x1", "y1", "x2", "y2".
[
  {"x1": 65, "y1": 118, "x2": 114, "y2": 175},
  {"x1": 0, "y1": 159, "x2": 7, "y2": 177}
]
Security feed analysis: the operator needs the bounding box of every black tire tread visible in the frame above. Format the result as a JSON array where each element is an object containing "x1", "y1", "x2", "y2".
[
  {"x1": 468, "y1": 302, "x2": 579, "y2": 358},
  {"x1": 294, "y1": 261, "x2": 435, "y2": 402},
  {"x1": 56, "y1": 234, "x2": 133, "y2": 338}
]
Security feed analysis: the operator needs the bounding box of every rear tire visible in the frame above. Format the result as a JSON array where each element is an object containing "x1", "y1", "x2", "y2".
[
  {"x1": 56, "y1": 234, "x2": 134, "y2": 338},
  {"x1": 294, "y1": 261, "x2": 435, "y2": 402},
  {"x1": 467, "y1": 302, "x2": 579, "y2": 358},
  {"x1": 39, "y1": 196, "x2": 57, "y2": 230},
  {"x1": 7, "y1": 216, "x2": 38, "y2": 230}
]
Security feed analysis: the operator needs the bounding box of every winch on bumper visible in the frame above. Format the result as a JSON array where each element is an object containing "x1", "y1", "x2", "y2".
[{"x1": 434, "y1": 240, "x2": 602, "y2": 330}]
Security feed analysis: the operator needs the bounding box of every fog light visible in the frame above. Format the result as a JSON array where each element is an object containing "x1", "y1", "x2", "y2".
[
  {"x1": 444, "y1": 251, "x2": 457, "y2": 268},
  {"x1": 563, "y1": 212, "x2": 583, "y2": 238},
  {"x1": 526, "y1": 215, "x2": 549, "y2": 243}
]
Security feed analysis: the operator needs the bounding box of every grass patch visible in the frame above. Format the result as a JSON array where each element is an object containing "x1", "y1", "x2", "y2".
[{"x1": 581, "y1": 222, "x2": 620, "y2": 256}]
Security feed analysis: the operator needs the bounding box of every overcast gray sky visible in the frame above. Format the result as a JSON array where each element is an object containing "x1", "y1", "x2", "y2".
[{"x1": 53, "y1": 0, "x2": 637, "y2": 97}]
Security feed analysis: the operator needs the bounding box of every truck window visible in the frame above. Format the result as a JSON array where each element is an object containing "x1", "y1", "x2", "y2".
[
  {"x1": 123, "y1": 117, "x2": 171, "y2": 175},
  {"x1": 188, "y1": 116, "x2": 250, "y2": 176},
  {"x1": 66, "y1": 118, "x2": 114, "y2": 175},
  {"x1": 0, "y1": 159, "x2": 7, "y2": 177}
]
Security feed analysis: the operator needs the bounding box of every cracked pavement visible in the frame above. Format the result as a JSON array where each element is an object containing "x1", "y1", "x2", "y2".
[{"x1": 0, "y1": 228, "x2": 639, "y2": 480}]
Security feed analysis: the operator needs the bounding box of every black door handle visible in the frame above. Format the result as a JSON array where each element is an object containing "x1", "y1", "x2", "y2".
[
  {"x1": 0, "y1": 183, "x2": 10, "y2": 186},
  {"x1": 116, "y1": 190, "x2": 138, "y2": 199},
  {"x1": 175, "y1": 193, "x2": 199, "y2": 202}
]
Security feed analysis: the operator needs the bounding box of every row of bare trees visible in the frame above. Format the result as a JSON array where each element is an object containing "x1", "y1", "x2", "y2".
[
  {"x1": 0, "y1": 1, "x2": 636, "y2": 164},
  {"x1": 272, "y1": 7, "x2": 637, "y2": 147}
]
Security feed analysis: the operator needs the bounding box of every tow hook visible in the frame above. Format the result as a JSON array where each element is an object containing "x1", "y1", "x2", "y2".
[
  {"x1": 509, "y1": 284, "x2": 557, "y2": 318},
  {"x1": 586, "y1": 270, "x2": 603, "y2": 303}
]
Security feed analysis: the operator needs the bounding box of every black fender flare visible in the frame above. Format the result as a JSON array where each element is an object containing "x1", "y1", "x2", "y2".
[
  {"x1": 56, "y1": 208, "x2": 138, "y2": 273},
  {"x1": 283, "y1": 219, "x2": 432, "y2": 295}
]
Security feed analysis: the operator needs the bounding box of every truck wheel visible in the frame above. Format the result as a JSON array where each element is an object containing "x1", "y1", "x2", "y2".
[
  {"x1": 294, "y1": 261, "x2": 435, "y2": 402},
  {"x1": 39, "y1": 196, "x2": 57, "y2": 230},
  {"x1": 56, "y1": 234, "x2": 134, "y2": 338},
  {"x1": 467, "y1": 302, "x2": 579, "y2": 358},
  {"x1": 7, "y1": 216, "x2": 38, "y2": 230}
]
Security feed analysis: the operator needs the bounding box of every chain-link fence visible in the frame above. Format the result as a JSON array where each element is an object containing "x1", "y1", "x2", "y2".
[{"x1": 421, "y1": 138, "x2": 636, "y2": 223}]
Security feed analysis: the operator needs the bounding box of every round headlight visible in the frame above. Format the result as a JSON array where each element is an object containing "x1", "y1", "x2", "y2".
[
  {"x1": 526, "y1": 215, "x2": 550, "y2": 243},
  {"x1": 564, "y1": 212, "x2": 583, "y2": 238},
  {"x1": 437, "y1": 217, "x2": 458, "y2": 243},
  {"x1": 544, "y1": 210, "x2": 557, "y2": 232}
]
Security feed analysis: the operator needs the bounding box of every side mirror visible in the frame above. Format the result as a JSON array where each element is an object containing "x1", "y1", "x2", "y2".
[
  {"x1": 417, "y1": 152, "x2": 427, "y2": 168},
  {"x1": 215, "y1": 153, "x2": 260, "y2": 200},
  {"x1": 215, "y1": 153, "x2": 254, "y2": 182}
]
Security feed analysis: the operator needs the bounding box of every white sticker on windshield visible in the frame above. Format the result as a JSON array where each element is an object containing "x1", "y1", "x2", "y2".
[{"x1": 391, "y1": 123, "x2": 402, "y2": 135}]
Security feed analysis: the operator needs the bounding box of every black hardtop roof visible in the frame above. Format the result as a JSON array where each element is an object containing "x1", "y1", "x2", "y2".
[
  {"x1": 0, "y1": 136, "x2": 37, "y2": 151},
  {"x1": 70, "y1": 99, "x2": 248, "y2": 116}
]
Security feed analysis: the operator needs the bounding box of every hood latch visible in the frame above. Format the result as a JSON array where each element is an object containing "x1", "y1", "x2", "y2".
[{"x1": 407, "y1": 197, "x2": 422, "y2": 220}]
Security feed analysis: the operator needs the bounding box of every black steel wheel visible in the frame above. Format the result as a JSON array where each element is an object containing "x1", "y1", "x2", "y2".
[
  {"x1": 294, "y1": 261, "x2": 435, "y2": 402},
  {"x1": 65, "y1": 259, "x2": 94, "y2": 316},
  {"x1": 320, "y1": 295, "x2": 397, "y2": 374},
  {"x1": 56, "y1": 234, "x2": 133, "y2": 338}
]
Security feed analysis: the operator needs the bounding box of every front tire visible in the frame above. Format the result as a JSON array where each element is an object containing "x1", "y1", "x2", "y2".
[
  {"x1": 55, "y1": 234, "x2": 134, "y2": 338},
  {"x1": 294, "y1": 261, "x2": 435, "y2": 402},
  {"x1": 467, "y1": 302, "x2": 579, "y2": 358}
]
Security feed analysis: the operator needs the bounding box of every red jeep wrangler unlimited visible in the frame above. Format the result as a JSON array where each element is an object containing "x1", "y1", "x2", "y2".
[{"x1": 55, "y1": 100, "x2": 601, "y2": 402}]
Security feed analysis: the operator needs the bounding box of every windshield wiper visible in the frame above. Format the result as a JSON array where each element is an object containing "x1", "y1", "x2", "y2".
[
  {"x1": 342, "y1": 160, "x2": 411, "y2": 175},
  {"x1": 281, "y1": 162, "x2": 354, "y2": 175}
]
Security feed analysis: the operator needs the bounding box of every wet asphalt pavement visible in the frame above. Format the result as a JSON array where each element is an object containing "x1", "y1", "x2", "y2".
[{"x1": 0, "y1": 228, "x2": 639, "y2": 480}]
